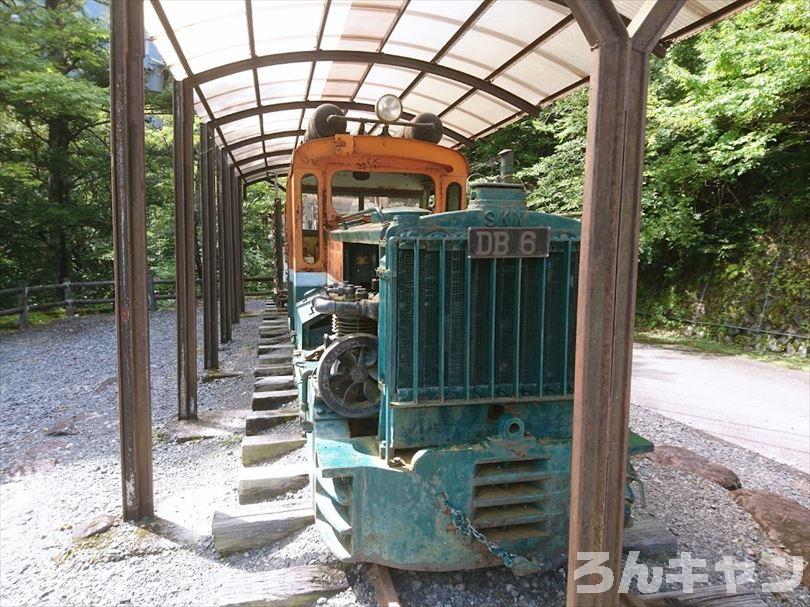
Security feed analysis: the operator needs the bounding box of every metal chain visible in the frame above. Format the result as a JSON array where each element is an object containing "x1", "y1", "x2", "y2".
[
  {"x1": 439, "y1": 493, "x2": 538, "y2": 576},
  {"x1": 626, "y1": 461, "x2": 646, "y2": 508}
]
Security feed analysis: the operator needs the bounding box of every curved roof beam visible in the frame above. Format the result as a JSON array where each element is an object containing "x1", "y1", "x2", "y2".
[
  {"x1": 191, "y1": 50, "x2": 538, "y2": 116},
  {"x1": 225, "y1": 129, "x2": 305, "y2": 152},
  {"x1": 213, "y1": 100, "x2": 474, "y2": 147},
  {"x1": 236, "y1": 148, "x2": 295, "y2": 167},
  {"x1": 245, "y1": 173, "x2": 287, "y2": 186},
  {"x1": 241, "y1": 163, "x2": 292, "y2": 182}
]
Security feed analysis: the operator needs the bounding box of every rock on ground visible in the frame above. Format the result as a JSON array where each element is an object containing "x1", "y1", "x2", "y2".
[
  {"x1": 642, "y1": 444, "x2": 742, "y2": 489},
  {"x1": 731, "y1": 489, "x2": 810, "y2": 587}
]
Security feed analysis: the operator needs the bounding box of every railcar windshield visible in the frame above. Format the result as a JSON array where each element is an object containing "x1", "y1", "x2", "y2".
[
  {"x1": 330, "y1": 170, "x2": 435, "y2": 215},
  {"x1": 301, "y1": 173, "x2": 320, "y2": 263}
]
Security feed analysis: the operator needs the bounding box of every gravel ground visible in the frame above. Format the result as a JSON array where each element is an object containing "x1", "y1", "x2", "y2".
[{"x1": 1, "y1": 309, "x2": 807, "y2": 606}]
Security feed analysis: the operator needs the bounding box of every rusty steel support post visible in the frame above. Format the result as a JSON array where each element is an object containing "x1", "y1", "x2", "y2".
[
  {"x1": 173, "y1": 79, "x2": 198, "y2": 420},
  {"x1": 230, "y1": 170, "x2": 240, "y2": 323},
  {"x1": 215, "y1": 149, "x2": 228, "y2": 342},
  {"x1": 110, "y1": 0, "x2": 153, "y2": 520},
  {"x1": 224, "y1": 163, "x2": 235, "y2": 328},
  {"x1": 218, "y1": 150, "x2": 233, "y2": 342},
  {"x1": 238, "y1": 183, "x2": 246, "y2": 314},
  {"x1": 200, "y1": 123, "x2": 219, "y2": 369},
  {"x1": 228, "y1": 169, "x2": 237, "y2": 325},
  {"x1": 273, "y1": 195, "x2": 285, "y2": 297},
  {"x1": 565, "y1": 2, "x2": 686, "y2": 605}
]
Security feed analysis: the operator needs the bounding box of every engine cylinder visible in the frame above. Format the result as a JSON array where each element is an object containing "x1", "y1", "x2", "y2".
[
  {"x1": 321, "y1": 282, "x2": 378, "y2": 336},
  {"x1": 333, "y1": 315, "x2": 377, "y2": 336}
]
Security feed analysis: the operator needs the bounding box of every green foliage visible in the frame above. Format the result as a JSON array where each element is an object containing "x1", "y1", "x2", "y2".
[
  {"x1": 469, "y1": 0, "x2": 810, "y2": 340},
  {"x1": 0, "y1": 0, "x2": 805, "y2": 347},
  {"x1": 0, "y1": 0, "x2": 280, "y2": 302},
  {"x1": 243, "y1": 180, "x2": 282, "y2": 280},
  {"x1": 0, "y1": 0, "x2": 112, "y2": 286}
]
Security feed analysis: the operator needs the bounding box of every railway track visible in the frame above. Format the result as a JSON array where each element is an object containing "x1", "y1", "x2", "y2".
[
  {"x1": 207, "y1": 301, "x2": 766, "y2": 607},
  {"x1": 211, "y1": 300, "x2": 402, "y2": 607}
]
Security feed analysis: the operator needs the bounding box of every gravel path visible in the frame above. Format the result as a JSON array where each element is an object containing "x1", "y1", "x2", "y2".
[{"x1": 1, "y1": 311, "x2": 807, "y2": 606}]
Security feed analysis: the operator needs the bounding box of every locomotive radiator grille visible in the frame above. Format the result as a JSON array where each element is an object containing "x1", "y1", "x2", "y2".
[
  {"x1": 393, "y1": 237, "x2": 578, "y2": 402},
  {"x1": 471, "y1": 458, "x2": 554, "y2": 544}
]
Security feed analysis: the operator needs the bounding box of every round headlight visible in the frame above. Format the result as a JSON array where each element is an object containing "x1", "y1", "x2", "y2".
[{"x1": 375, "y1": 94, "x2": 402, "y2": 123}]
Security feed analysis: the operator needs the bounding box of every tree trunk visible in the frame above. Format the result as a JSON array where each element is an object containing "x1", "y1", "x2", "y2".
[
  {"x1": 48, "y1": 115, "x2": 71, "y2": 283},
  {"x1": 45, "y1": 0, "x2": 71, "y2": 283}
]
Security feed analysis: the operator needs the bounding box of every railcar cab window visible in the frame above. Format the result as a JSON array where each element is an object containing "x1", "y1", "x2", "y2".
[
  {"x1": 447, "y1": 182, "x2": 462, "y2": 211},
  {"x1": 331, "y1": 170, "x2": 436, "y2": 215},
  {"x1": 300, "y1": 173, "x2": 320, "y2": 264}
]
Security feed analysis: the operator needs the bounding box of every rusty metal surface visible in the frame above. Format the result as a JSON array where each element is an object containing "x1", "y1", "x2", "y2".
[
  {"x1": 200, "y1": 123, "x2": 219, "y2": 369},
  {"x1": 217, "y1": 150, "x2": 232, "y2": 343},
  {"x1": 110, "y1": 0, "x2": 153, "y2": 520},
  {"x1": 273, "y1": 192, "x2": 285, "y2": 298},
  {"x1": 228, "y1": 167, "x2": 239, "y2": 325},
  {"x1": 173, "y1": 79, "x2": 198, "y2": 420},
  {"x1": 238, "y1": 183, "x2": 246, "y2": 314},
  {"x1": 564, "y1": 2, "x2": 686, "y2": 605}
]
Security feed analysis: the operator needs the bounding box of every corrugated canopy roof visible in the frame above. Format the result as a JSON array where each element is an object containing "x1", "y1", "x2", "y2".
[{"x1": 144, "y1": 0, "x2": 752, "y2": 183}]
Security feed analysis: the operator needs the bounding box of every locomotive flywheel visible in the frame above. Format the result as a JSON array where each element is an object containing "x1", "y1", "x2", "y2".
[{"x1": 317, "y1": 334, "x2": 381, "y2": 418}]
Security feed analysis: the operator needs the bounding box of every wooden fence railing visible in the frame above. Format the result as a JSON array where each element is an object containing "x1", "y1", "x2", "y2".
[{"x1": 0, "y1": 275, "x2": 273, "y2": 330}]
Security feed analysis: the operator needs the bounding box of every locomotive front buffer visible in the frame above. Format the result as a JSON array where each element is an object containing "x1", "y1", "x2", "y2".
[{"x1": 284, "y1": 100, "x2": 652, "y2": 574}]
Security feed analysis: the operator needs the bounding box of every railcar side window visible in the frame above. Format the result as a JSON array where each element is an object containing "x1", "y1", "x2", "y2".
[
  {"x1": 330, "y1": 171, "x2": 435, "y2": 215},
  {"x1": 301, "y1": 174, "x2": 319, "y2": 264},
  {"x1": 447, "y1": 182, "x2": 462, "y2": 211}
]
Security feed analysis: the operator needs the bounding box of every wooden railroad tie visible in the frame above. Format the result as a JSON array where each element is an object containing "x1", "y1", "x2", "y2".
[
  {"x1": 218, "y1": 564, "x2": 348, "y2": 607},
  {"x1": 623, "y1": 519, "x2": 678, "y2": 558},
  {"x1": 258, "y1": 344, "x2": 294, "y2": 356},
  {"x1": 254, "y1": 363, "x2": 295, "y2": 377},
  {"x1": 621, "y1": 586, "x2": 768, "y2": 606},
  {"x1": 258, "y1": 352, "x2": 294, "y2": 365},
  {"x1": 245, "y1": 408, "x2": 298, "y2": 434},
  {"x1": 212, "y1": 500, "x2": 312, "y2": 554},
  {"x1": 370, "y1": 564, "x2": 402, "y2": 607},
  {"x1": 259, "y1": 320, "x2": 288, "y2": 327},
  {"x1": 258, "y1": 333, "x2": 289, "y2": 343},
  {"x1": 251, "y1": 388, "x2": 298, "y2": 410},
  {"x1": 241, "y1": 434, "x2": 306, "y2": 466},
  {"x1": 255, "y1": 375, "x2": 295, "y2": 392},
  {"x1": 238, "y1": 461, "x2": 309, "y2": 504},
  {"x1": 259, "y1": 336, "x2": 289, "y2": 345}
]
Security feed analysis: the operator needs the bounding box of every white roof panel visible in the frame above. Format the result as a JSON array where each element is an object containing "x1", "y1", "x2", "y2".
[
  {"x1": 440, "y1": 1, "x2": 566, "y2": 79},
  {"x1": 321, "y1": 1, "x2": 402, "y2": 51},
  {"x1": 383, "y1": 1, "x2": 480, "y2": 61},
  {"x1": 144, "y1": 0, "x2": 753, "y2": 180},
  {"x1": 252, "y1": 1, "x2": 323, "y2": 55},
  {"x1": 405, "y1": 75, "x2": 471, "y2": 117},
  {"x1": 232, "y1": 143, "x2": 266, "y2": 162}
]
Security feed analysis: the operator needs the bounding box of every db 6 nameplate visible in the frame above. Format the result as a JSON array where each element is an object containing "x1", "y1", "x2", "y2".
[{"x1": 467, "y1": 227, "x2": 551, "y2": 259}]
